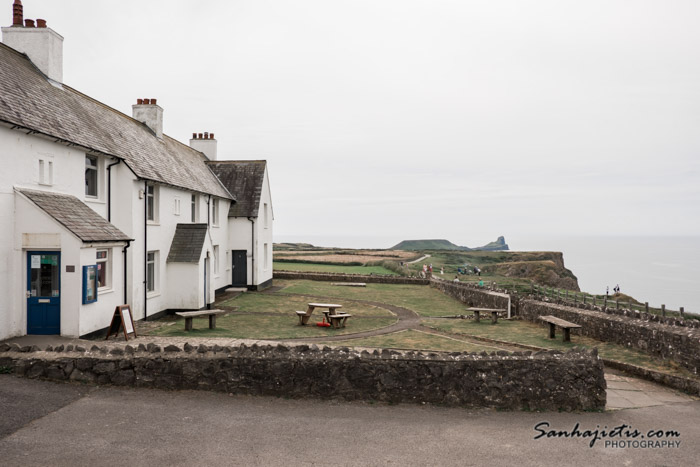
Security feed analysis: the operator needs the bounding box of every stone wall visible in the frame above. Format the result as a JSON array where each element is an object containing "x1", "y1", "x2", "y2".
[
  {"x1": 518, "y1": 299, "x2": 700, "y2": 375},
  {"x1": 430, "y1": 278, "x2": 511, "y2": 311},
  {"x1": 0, "y1": 343, "x2": 606, "y2": 411},
  {"x1": 274, "y1": 270, "x2": 430, "y2": 285}
]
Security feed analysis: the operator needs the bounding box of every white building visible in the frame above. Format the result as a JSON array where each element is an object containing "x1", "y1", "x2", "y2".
[{"x1": 0, "y1": 2, "x2": 273, "y2": 340}]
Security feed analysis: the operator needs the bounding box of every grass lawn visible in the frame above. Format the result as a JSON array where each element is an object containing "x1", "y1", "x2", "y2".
[
  {"x1": 273, "y1": 262, "x2": 398, "y2": 275},
  {"x1": 278, "y1": 280, "x2": 467, "y2": 317},
  {"x1": 327, "y1": 329, "x2": 502, "y2": 353},
  {"x1": 149, "y1": 291, "x2": 397, "y2": 339},
  {"x1": 421, "y1": 318, "x2": 697, "y2": 378}
]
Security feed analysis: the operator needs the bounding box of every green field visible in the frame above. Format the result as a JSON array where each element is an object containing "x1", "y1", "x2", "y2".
[{"x1": 274, "y1": 261, "x2": 398, "y2": 275}]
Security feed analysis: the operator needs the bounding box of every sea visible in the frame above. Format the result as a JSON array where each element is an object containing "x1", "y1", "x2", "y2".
[{"x1": 275, "y1": 234, "x2": 700, "y2": 314}]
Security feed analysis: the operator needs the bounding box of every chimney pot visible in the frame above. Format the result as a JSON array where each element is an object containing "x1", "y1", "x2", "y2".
[
  {"x1": 192, "y1": 132, "x2": 197, "y2": 139},
  {"x1": 198, "y1": 133, "x2": 203, "y2": 139},
  {"x1": 204, "y1": 132, "x2": 209, "y2": 139},
  {"x1": 210, "y1": 133, "x2": 214, "y2": 139},
  {"x1": 12, "y1": 0, "x2": 23, "y2": 26},
  {"x1": 151, "y1": 98, "x2": 157, "y2": 105},
  {"x1": 24, "y1": 18, "x2": 34, "y2": 27},
  {"x1": 137, "y1": 98, "x2": 143, "y2": 105},
  {"x1": 36, "y1": 19, "x2": 46, "y2": 28},
  {"x1": 143, "y1": 98, "x2": 150, "y2": 105}
]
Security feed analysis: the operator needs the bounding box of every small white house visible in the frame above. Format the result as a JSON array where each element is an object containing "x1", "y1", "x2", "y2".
[
  {"x1": 207, "y1": 160, "x2": 275, "y2": 290},
  {"x1": 0, "y1": 3, "x2": 277, "y2": 340}
]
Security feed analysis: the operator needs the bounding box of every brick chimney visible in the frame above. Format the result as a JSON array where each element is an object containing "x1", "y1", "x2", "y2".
[
  {"x1": 1, "y1": 1, "x2": 64, "y2": 82},
  {"x1": 189, "y1": 132, "x2": 218, "y2": 161},
  {"x1": 132, "y1": 98, "x2": 164, "y2": 139}
]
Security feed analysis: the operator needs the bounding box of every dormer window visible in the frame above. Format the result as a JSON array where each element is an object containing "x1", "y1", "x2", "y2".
[{"x1": 85, "y1": 155, "x2": 98, "y2": 197}]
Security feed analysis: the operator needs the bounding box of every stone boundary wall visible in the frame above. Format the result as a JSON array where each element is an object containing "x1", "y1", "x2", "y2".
[
  {"x1": 430, "y1": 278, "x2": 511, "y2": 311},
  {"x1": 518, "y1": 299, "x2": 700, "y2": 375},
  {"x1": 274, "y1": 270, "x2": 430, "y2": 285},
  {"x1": 0, "y1": 343, "x2": 606, "y2": 411}
]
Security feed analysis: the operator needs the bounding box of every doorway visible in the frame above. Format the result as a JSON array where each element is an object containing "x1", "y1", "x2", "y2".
[
  {"x1": 27, "y1": 251, "x2": 61, "y2": 335},
  {"x1": 232, "y1": 250, "x2": 247, "y2": 287}
]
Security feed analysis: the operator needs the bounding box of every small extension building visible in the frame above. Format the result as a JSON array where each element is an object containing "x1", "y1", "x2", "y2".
[{"x1": 0, "y1": 2, "x2": 274, "y2": 340}]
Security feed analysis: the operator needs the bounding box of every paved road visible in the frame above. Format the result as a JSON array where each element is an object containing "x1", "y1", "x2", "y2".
[{"x1": 1, "y1": 375, "x2": 698, "y2": 466}]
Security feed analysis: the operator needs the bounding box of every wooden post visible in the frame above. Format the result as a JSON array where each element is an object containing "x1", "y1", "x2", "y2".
[
  {"x1": 593, "y1": 295, "x2": 596, "y2": 306},
  {"x1": 645, "y1": 302, "x2": 649, "y2": 313},
  {"x1": 662, "y1": 304, "x2": 666, "y2": 317},
  {"x1": 583, "y1": 294, "x2": 586, "y2": 304},
  {"x1": 603, "y1": 295, "x2": 607, "y2": 312},
  {"x1": 680, "y1": 307, "x2": 685, "y2": 318},
  {"x1": 616, "y1": 300, "x2": 619, "y2": 310}
]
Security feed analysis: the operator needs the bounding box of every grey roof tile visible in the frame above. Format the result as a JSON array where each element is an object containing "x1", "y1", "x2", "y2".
[
  {"x1": 0, "y1": 43, "x2": 232, "y2": 200},
  {"x1": 167, "y1": 223, "x2": 207, "y2": 263},
  {"x1": 18, "y1": 188, "x2": 132, "y2": 243},
  {"x1": 206, "y1": 160, "x2": 266, "y2": 217}
]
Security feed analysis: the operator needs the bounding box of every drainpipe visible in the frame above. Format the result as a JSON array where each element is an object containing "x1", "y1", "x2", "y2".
[
  {"x1": 248, "y1": 217, "x2": 255, "y2": 289},
  {"x1": 144, "y1": 180, "x2": 148, "y2": 320},
  {"x1": 122, "y1": 240, "x2": 131, "y2": 304},
  {"x1": 106, "y1": 159, "x2": 121, "y2": 222}
]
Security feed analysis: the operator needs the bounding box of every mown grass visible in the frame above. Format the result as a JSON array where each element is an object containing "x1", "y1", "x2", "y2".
[
  {"x1": 328, "y1": 329, "x2": 501, "y2": 353},
  {"x1": 278, "y1": 280, "x2": 467, "y2": 317},
  {"x1": 273, "y1": 262, "x2": 398, "y2": 275},
  {"x1": 149, "y1": 292, "x2": 397, "y2": 339},
  {"x1": 421, "y1": 318, "x2": 697, "y2": 378}
]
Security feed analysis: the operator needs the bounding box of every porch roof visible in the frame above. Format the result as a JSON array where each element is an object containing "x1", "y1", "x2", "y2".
[{"x1": 167, "y1": 224, "x2": 207, "y2": 263}]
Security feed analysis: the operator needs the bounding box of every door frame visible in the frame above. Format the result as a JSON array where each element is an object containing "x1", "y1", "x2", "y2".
[
  {"x1": 26, "y1": 250, "x2": 61, "y2": 335},
  {"x1": 231, "y1": 250, "x2": 248, "y2": 287}
]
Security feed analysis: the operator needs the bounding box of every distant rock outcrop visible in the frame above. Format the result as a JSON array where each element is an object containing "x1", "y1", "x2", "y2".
[{"x1": 390, "y1": 237, "x2": 509, "y2": 251}]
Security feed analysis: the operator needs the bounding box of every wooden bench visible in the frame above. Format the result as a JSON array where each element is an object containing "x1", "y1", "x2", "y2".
[
  {"x1": 175, "y1": 309, "x2": 228, "y2": 331},
  {"x1": 466, "y1": 307, "x2": 506, "y2": 324},
  {"x1": 296, "y1": 310, "x2": 312, "y2": 325},
  {"x1": 328, "y1": 313, "x2": 352, "y2": 329},
  {"x1": 539, "y1": 315, "x2": 581, "y2": 342}
]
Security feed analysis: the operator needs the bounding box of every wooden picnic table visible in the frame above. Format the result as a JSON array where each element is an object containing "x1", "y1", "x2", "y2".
[
  {"x1": 539, "y1": 315, "x2": 581, "y2": 342},
  {"x1": 466, "y1": 307, "x2": 506, "y2": 324},
  {"x1": 296, "y1": 303, "x2": 343, "y2": 325}
]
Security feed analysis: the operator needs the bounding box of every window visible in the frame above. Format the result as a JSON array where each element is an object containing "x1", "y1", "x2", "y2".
[
  {"x1": 146, "y1": 251, "x2": 158, "y2": 293},
  {"x1": 191, "y1": 194, "x2": 198, "y2": 222},
  {"x1": 213, "y1": 245, "x2": 220, "y2": 275},
  {"x1": 264, "y1": 203, "x2": 269, "y2": 229},
  {"x1": 174, "y1": 198, "x2": 181, "y2": 216},
  {"x1": 264, "y1": 242, "x2": 269, "y2": 271},
  {"x1": 96, "y1": 249, "x2": 111, "y2": 290},
  {"x1": 146, "y1": 183, "x2": 158, "y2": 222},
  {"x1": 85, "y1": 156, "x2": 98, "y2": 197},
  {"x1": 39, "y1": 159, "x2": 53, "y2": 185},
  {"x1": 212, "y1": 198, "x2": 219, "y2": 226},
  {"x1": 82, "y1": 265, "x2": 98, "y2": 304}
]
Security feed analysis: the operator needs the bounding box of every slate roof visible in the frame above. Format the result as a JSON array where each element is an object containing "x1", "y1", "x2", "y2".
[
  {"x1": 18, "y1": 189, "x2": 132, "y2": 243},
  {"x1": 206, "y1": 161, "x2": 266, "y2": 217},
  {"x1": 167, "y1": 224, "x2": 207, "y2": 263},
  {"x1": 0, "y1": 43, "x2": 232, "y2": 200}
]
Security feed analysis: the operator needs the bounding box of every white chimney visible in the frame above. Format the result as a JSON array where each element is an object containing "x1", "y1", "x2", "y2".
[
  {"x1": 132, "y1": 98, "x2": 164, "y2": 139},
  {"x1": 2, "y1": 1, "x2": 64, "y2": 83},
  {"x1": 189, "y1": 132, "x2": 218, "y2": 161}
]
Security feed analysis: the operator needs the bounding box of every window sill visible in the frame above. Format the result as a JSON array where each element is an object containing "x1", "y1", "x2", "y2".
[
  {"x1": 85, "y1": 198, "x2": 106, "y2": 205},
  {"x1": 147, "y1": 221, "x2": 160, "y2": 226},
  {"x1": 147, "y1": 291, "x2": 161, "y2": 299},
  {"x1": 98, "y1": 287, "x2": 114, "y2": 295}
]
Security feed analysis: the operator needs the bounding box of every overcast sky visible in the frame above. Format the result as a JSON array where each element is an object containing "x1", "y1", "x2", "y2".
[{"x1": 12, "y1": 0, "x2": 700, "y2": 247}]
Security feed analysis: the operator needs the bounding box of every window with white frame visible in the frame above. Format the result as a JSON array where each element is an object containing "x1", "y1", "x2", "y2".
[
  {"x1": 39, "y1": 158, "x2": 53, "y2": 186},
  {"x1": 85, "y1": 155, "x2": 98, "y2": 197},
  {"x1": 146, "y1": 183, "x2": 158, "y2": 222},
  {"x1": 174, "y1": 197, "x2": 181, "y2": 216},
  {"x1": 96, "y1": 249, "x2": 111, "y2": 290},
  {"x1": 213, "y1": 245, "x2": 220, "y2": 275},
  {"x1": 146, "y1": 250, "x2": 158, "y2": 293},
  {"x1": 264, "y1": 242, "x2": 269, "y2": 271},
  {"x1": 212, "y1": 198, "x2": 219, "y2": 226},
  {"x1": 191, "y1": 194, "x2": 198, "y2": 222},
  {"x1": 264, "y1": 203, "x2": 269, "y2": 229}
]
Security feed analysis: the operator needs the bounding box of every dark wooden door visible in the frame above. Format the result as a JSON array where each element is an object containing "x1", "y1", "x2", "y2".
[{"x1": 232, "y1": 250, "x2": 247, "y2": 287}]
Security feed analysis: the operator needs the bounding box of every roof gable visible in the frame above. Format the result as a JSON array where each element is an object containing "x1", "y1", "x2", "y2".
[
  {"x1": 0, "y1": 43, "x2": 231, "y2": 200},
  {"x1": 167, "y1": 224, "x2": 207, "y2": 263},
  {"x1": 206, "y1": 161, "x2": 266, "y2": 218}
]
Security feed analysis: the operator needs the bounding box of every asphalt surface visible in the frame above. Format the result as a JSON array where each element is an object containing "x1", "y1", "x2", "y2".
[{"x1": 1, "y1": 375, "x2": 698, "y2": 466}]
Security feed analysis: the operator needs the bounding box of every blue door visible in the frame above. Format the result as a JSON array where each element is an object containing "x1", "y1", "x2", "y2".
[{"x1": 27, "y1": 252, "x2": 61, "y2": 335}]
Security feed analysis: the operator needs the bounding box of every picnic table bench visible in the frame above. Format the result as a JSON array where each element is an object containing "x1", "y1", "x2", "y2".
[
  {"x1": 175, "y1": 309, "x2": 228, "y2": 331},
  {"x1": 466, "y1": 307, "x2": 506, "y2": 324},
  {"x1": 328, "y1": 313, "x2": 352, "y2": 329},
  {"x1": 539, "y1": 315, "x2": 581, "y2": 342},
  {"x1": 296, "y1": 303, "x2": 343, "y2": 325}
]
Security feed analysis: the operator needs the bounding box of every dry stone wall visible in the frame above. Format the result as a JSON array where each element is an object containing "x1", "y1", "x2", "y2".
[
  {"x1": 0, "y1": 342, "x2": 606, "y2": 411},
  {"x1": 430, "y1": 278, "x2": 510, "y2": 310},
  {"x1": 274, "y1": 270, "x2": 429, "y2": 285}
]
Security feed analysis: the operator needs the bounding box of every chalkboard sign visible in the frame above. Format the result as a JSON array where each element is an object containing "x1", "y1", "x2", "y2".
[{"x1": 106, "y1": 305, "x2": 137, "y2": 341}]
